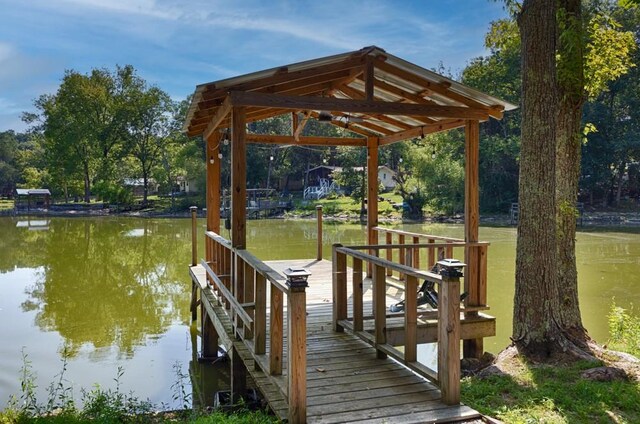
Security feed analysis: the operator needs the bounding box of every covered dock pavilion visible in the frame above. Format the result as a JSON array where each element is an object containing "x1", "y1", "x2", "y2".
[{"x1": 185, "y1": 46, "x2": 516, "y2": 423}]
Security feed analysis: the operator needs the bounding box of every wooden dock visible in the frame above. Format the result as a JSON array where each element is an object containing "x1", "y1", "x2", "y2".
[{"x1": 191, "y1": 258, "x2": 487, "y2": 423}]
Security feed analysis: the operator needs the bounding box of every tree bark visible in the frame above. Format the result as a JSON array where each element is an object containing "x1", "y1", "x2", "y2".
[
  {"x1": 556, "y1": 0, "x2": 587, "y2": 339},
  {"x1": 514, "y1": 0, "x2": 564, "y2": 357}
]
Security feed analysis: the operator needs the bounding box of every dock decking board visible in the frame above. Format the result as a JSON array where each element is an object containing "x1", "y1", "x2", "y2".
[{"x1": 190, "y1": 259, "x2": 485, "y2": 423}]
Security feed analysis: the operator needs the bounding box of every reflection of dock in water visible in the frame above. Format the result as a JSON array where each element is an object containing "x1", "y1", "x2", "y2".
[{"x1": 16, "y1": 219, "x2": 50, "y2": 231}]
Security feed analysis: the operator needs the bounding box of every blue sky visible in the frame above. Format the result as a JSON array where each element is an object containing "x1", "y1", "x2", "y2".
[{"x1": 0, "y1": 0, "x2": 508, "y2": 132}]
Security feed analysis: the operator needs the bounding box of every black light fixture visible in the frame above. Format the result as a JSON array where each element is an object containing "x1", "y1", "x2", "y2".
[{"x1": 318, "y1": 110, "x2": 333, "y2": 122}]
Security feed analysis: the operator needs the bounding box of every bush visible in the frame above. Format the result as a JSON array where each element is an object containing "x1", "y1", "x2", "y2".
[
  {"x1": 608, "y1": 302, "x2": 640, "y2": 356},
  {"x1": 93, "y1": 182, "x2": 133, "y2": 207}
]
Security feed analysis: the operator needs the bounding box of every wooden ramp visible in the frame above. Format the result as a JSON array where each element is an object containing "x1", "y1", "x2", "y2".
[{"x1": 191, "y1": 259, "x2": 484, "y2": 423}]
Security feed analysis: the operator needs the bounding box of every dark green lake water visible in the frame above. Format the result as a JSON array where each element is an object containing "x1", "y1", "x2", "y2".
[{"x1": 0, "y1": 216, "x2": 638, "y2": 408}]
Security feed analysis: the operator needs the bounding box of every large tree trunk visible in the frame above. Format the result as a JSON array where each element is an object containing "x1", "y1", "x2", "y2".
[
  {"x1": 513, "y1": 0, "x2": 564, "y2": 358},
  {"x1": 556, "y1": 0, "x2": 588, "y2": 340}
]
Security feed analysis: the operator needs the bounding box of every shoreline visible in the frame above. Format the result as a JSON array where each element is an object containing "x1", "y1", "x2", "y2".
[{"x1": 3, "y1": 207, "x2": 640, "y2": 228}]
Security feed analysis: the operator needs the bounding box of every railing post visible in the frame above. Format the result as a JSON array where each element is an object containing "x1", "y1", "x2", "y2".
[
  {"x1": 373, "y1": 263, "x2": 387, "y2": 359},
  {"x1": 254, "y1": 273, "x2": 266, "y2": 356},
  {"x1": 332, "y1": 244, "x2": 347, "y2": 332},
  {"x1": 438, "y1": 261, "x2": 462, "y2": 405},
  {"x1": 269, "y1": 284, "x2": 283, "y2": 375},
  {"x1": 352, "y1": 258, "x2": 363, "y2": 332},
  {"x1": 404, "y1": 275, "x2": 418, "y2": 362},
  {"x1": 316, "y1": 204, "x2": 323, "y2": 260},
  {"x1": 190, "y1": 206, "x2": 198, "y2": 266},
  {"x1": 385, "y1": 232, "x2": 393, "y2": 277},
  {"x1": 285, "y1": 269, "x2": 309, "y2": 424}
]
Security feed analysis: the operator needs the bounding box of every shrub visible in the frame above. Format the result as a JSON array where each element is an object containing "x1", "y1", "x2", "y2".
[{"x1": 608, "y1": 302, "x2": 640, "y2": 357}]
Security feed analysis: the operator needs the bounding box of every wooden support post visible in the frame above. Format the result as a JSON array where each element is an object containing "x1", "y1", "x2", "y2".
[
  {"x1": 399, "y1": 234, "x2": 405, "y2": 280},
  {"x1": 385, "y1": 232, "x2": 393, "y2": 277},
  {"x1": 201, "y1": 305, "x2": 219, "y2": 360},
  {"x1": 190, "y1": 206, "x2": 198, "y2": 266},
  {"x1": 373, "y1": 264, "x2": 387, "y2": 359},
  {"x1": 352, "y1": 258, "x2": 363, "y2": 332},
  {"x1": 428, "y1": 238, "x2": 436, "y2": 268},
  {"x1": 234, "y1": 255, "x2": 245, "y2": 335},
  {"x1": 464, "y1": 119, "x2": 483, "y2": 359},
  {"x1": 231, "y1": 107, "x2": 247, "y2": 249},
  {"x1": 270, "y1": 285, "x2": 283, "y2": 375},
  {"x1": 316, "y1": 205, "x2": 323, "y2": 260},
  {"x1": 438, "y1": 266, "x2": 462, "y2": 405},
  {"x1": 190, "y1": 280, "x2": 198, "y2": 322},
  {"x1": 404, "y1": 275, "x2": 418, "y2": 362},
  {"x1": 367, "y1": 137, "x2": 379, "y2": 277},
  {"x1": 254, "y1": 273, "x2": 266, "y2": 356},
  {"x1": 412, "y1": 236, "x2": 420, "y2": 269},
  {"x1": 231, "y1": 344, "x2": 247, "y2": 404},
  {"x1": 287, "y1": 278, "x2": 307, "y2": 424},
  {"x1": 243, "y1": 260, "x2": 254, "y2": 340},
  {"x1": 206, "y1": 131, "x2": 221, "y2": 262},
  {"x1": 332, "y1": 244, "x2": 347, "y2": 332}
]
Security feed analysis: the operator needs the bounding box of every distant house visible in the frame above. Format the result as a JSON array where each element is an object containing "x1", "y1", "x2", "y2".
[
  {"x1": 123, "y1": 178, "x2": 159, "y2": 196},
  {"x1": 176, "y1": 176, "x2": 199, "y2": 193},
  {"x1": 304, "y1": 165, "x2": 342, "y2": 185},
  {"x1": 345, "y1": 166, "x2": 397, "y2": 191},
  {"x1": 15, "y1": 188, "x2": 51, "y2": 211}
]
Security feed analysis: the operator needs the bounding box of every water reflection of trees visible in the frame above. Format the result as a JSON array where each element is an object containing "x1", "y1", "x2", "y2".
[{"x1": 7, "y1": 217, "x2": 193, "y2": 358}]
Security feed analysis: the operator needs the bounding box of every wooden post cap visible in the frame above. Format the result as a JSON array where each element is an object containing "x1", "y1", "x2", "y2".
[
  {"x1": 316, "y1": 204, "x2": 323, "y2": 210},
  {"x1": 190, "y1": 206, "x2": 198, "y2": 212}
]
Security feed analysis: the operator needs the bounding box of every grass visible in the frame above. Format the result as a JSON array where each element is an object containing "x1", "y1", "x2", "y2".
[
  {"x1": 291, "y1": 193, "x2": 403, "y2": 219},
  {"x1": 462, "y1": 358, "x2": 640, "y2": 423},
  {"x1": 462, "y1": 304, "x2": 640, "y2": 423},
  {"x1": 0, "y1": 350, "x2": 277, "y2": 424}
]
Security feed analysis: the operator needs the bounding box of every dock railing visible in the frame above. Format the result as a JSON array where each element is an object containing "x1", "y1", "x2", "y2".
[
  {"x1": 332, "y1": 230, "x2": 490, "y2": 405},
  {"x1": 374, "y1": 226, "x2": 488, "y2": 358},
  {"x1": 202, "y1": 230, "x2": 307, "y2": 423}
]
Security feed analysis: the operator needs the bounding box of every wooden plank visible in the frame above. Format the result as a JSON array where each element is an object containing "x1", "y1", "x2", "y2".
[
  {"x1": 464, "y1": 119, "x2": 482, "y2": 359},
  {"x1": 373, "y1": 264, "x2": 387, "y2": 359},
  {"x1": 367, "y1": 137, "x2": 379, "y2": 275},
  {"x1": 206, "y1": 131, "x2": 221, "y2": 234},
  {"x1": 243, "y1": 259, "x2": 255, "y2": 339},
  {"x1": 247, "y1": 133, "x2": 367, "y2": 147},
  {"x1": 379, "y1": 119, "x2": 466, "y2": 145},
  {"x1": 374, "y1": 59, "x2": 502, "y2": 119},
  {"x1": 383, "y1": 314, "x2": 496, "y2": 346},
  {"x1": 348, "y1": 405, "x2": 481, "y2": 424},
  {"x1": 404, "y1": 275, "x2": 418, "y2": 362},
  {"x1": 352, "y1": 258, "x2": 363, "y2": 332},
  {"x1": 228, "y1": 91, "x2": 492, "y2": 120},
  {"x1": 231, "y1": 106, "x2": 247, "y2": 249},
  {"x1": 201, "y1": 261, "x2": 253, "y2": 327},
  {"x1": 412, "y1": 236, "x2": 420, "y2": 268},
  {"x1": 332, "y1": 246, "x2": 347, "y2": 332},
  {"x1": 269, "y1": 285, "x2": 283, "y2": 375},
  {"x1": 254, "y1": 272, "x2": 266, "y2": 355},
  {"x1": 202, "y1": 96, "x2": 232, "y2": 141},
  {"x1": 438, "y1": 274, "x2": 461, "y2": 405},
  {"x1": 364, "y1": 56, "x2": 375, "y2": 101}
]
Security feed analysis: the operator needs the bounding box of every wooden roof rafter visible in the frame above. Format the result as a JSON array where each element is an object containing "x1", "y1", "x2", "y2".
[{"x1": 185, "y1": 46, "x2": 516, "y2": 144}]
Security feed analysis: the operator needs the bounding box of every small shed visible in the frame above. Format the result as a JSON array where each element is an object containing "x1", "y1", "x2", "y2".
[
  {"x1": 305, "y1": 165, "x2": 342, "y2": 185},
  {"x1": 15, "y1": 189, "x2": 51, "y2": 211}
]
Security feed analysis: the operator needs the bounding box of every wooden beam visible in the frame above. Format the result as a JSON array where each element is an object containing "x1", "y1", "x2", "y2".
[
  {"x1": 201, "y1": 55, "x2": 366, "y2": 101},
  {"x1": 206, "y1": 131, "x2": 221, "y2": 234},
  {"x1": 231, "y1": 107, "x2": 246, "y2": 249},
  {"x1": 228, "y1": 91, "x2": 491, "y2": 120},
  {"x1": 246, "y1": 134, "x2": 367, "y2": 147},
  {"x1": 364, "y1": 56, "x2": 375, "y2": 101},
  {"x1": 293, "y1": 111, "x2": 311, "y2": 141},
  {"x1": 367, "y1": 136, "x2": 379, "y2": 248},
  {"x1": 463, "y1": 119, "x2": 482, "y2": 359},
  {"x1": 337, "y1": 85, "x2": 413, "y2": 130},
  {"x1": 379, "y1": 119, "x2": 466, "y2": 145},
  {"x1": 203, "y1": 96, "x2": 232, "y2": 141},
  {"x1": 375, "y1": 61, "x2": 503, "y2": 119}
]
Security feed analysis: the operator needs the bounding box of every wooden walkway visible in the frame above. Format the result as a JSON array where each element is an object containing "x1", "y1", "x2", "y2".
[{"x1": 191, "y1": 259, "x2": 484, "y2": 423}]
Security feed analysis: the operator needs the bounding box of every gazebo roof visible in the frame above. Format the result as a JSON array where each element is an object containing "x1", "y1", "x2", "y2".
[{"x1": 184, "y1": 46, "x2": 516, "y2": 145}]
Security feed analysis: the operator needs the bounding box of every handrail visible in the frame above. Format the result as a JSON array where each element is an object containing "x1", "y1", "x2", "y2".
[
  {"x1": 335, "y1": 245, "x2": 442, "y2": 284},
  {"x1": 206, "y1": 230, "x2": 232, "y2": 247},
  {"x1": 342, "y1": 241, "x2": 490, "y2": 250},
  {"x1": 235, "y1": 249, "x2": 289, "y2": 294},
  {"x1": 201, "y1": 260, "x2": 254, "y2": 327},
  {"x1": 373, "y1": 226, "x2": 464, "y2": 242}
]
